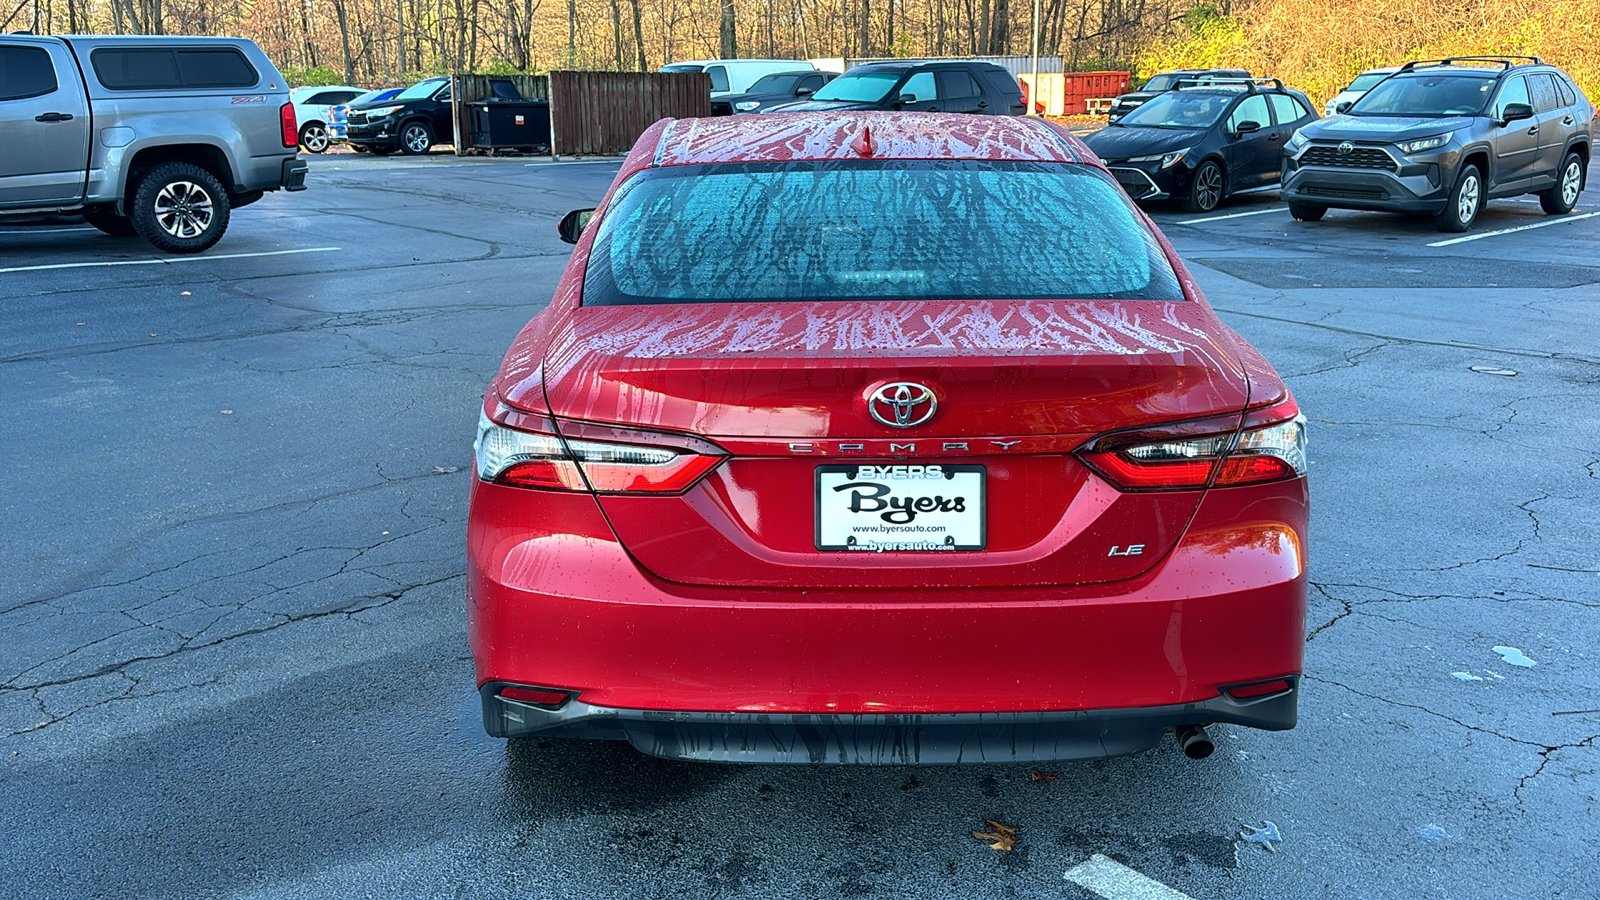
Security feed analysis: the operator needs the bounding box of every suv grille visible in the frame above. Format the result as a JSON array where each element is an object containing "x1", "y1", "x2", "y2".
[
  {"x1": 1301, "y1": 145, "x2": 1398, "y2": 171},
  {"x1": 348, "y1": 112, "x2": 368, "y2": 126},
  {"x1": 1302, "y1": 185, "x2": 1386, "y2": 200}
]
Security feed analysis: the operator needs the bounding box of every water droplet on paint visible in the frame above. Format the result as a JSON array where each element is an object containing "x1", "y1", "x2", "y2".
[{"x1": 1418, "y1": 824, "x2": 1447, "y2": 841}]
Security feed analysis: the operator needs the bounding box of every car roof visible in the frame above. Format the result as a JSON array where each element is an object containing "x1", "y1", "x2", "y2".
[
  {"x1": 1393, "y1": 66, "x2": 1501, "y2": 79},
  {"x1": 643, "y1": 112, "x2": 1084, "y2": 170}
]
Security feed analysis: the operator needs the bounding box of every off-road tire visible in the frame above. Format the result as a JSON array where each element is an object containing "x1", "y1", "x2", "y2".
[
  {"x1": 1538, "y1": 152, "x2": 1584, "y2": 215},
  {"x1": 299, "y1": 122, "x2": 330, "y2": 153},
  {"x1": 129, "y1": 162, "x2": 231, "y2": 254},
  {"x1": 399, "y1": 120, "x2": 433, "y2": 156},
  {"x1": 1434, "y1": 164, "x2": 1483, "y2": 233},
  {"x1": 84, "y1": 212, "x2": 137, "y2": 237},
  {"x1": 1288, "y1": 203, "x2": 1327, "y2": 222},
  {"x1": 1182, "y1": 160, "x2": 1225, "y2": 213}
]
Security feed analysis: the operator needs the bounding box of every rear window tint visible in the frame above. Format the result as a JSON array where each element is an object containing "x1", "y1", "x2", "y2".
[
  {"x1": 0, "y1": 45, "x2": 58, "y2": 101},
  {"x1": 92, "y1": 47, "x2": 258, "y2": 90},
  {"x1": 583, "y1": 160, "x2": 1183, "y2": 306}
]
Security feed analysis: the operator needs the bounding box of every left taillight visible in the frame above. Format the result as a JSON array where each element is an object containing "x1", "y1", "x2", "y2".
[
  {"x1": 280, "y1": 102, "x2": 298, "y2": 148},
  {"x1": 473, "y1": 410, "x2": 724, "y2": 494},
  {"x1": 1077, "y1": 397, "x2": 1307, "y2": 491}
]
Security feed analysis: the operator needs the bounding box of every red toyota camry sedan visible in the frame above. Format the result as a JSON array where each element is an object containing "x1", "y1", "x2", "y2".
[{"x1": 468, "y1": 112, "x2": 1308, "y2": 764}]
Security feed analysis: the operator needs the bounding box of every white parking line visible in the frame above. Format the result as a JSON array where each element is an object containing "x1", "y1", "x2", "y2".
[
  {"x1": 1176, "y1": 207, "x2": 1286, "y2": 225},
  {"x1": 1064, "y1": 855, "x2": 1196, "y2": 900},
  {"x1": 0, "y1": 246, "x2": 341, "y2": 274},
  {"x1": 1426, "y1": 211, "x2": 1600, "y2": 247}
]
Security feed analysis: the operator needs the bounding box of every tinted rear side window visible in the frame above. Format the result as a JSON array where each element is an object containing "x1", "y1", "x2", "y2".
[
  {"x1": 0, "y1": 45, "x2": 58, "y2": 101},
  {"x1": 584, "y1": 160, "x2": 1183, "y2": 305},
  {"x1": 92, "y1": 48, "x2": 258, "y2": 90}
]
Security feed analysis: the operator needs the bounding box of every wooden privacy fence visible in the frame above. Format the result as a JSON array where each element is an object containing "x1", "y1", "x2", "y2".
[{"x1": 548, "y1": 71, "x2": 712, "y2": 157}]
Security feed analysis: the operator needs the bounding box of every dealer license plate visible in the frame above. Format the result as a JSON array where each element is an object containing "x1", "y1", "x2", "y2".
[{"x1": 815, "y1": 464, "x2": 986, "y2": 551}]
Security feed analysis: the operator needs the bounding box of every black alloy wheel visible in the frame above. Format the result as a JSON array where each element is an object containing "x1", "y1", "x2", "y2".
[
  {"x1": 1539, "y1": 152, "x2": 1584, "y2": 215},
  {"x1": 1183, "y1": 160, "x2": 1224, "y2": 213}
]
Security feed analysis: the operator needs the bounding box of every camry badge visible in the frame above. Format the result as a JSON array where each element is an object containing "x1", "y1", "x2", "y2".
[
  {"x1": 1337, "y1": 141, "x2": 1354, "y2": 155},
  {"x1": 868, "y1": 382, "x2": 937, "y2": 428}
]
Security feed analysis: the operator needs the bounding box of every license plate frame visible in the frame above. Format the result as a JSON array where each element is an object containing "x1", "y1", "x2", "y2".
[{"x1": 814, "y1": 463, "x2": 986, "y2": 552}]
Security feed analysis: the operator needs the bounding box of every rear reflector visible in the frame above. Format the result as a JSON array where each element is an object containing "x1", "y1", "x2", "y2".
[
  {"x1": 499, "y1": 686, "x2": 573, "y2": 707},
  {"x1": 1077, "y1": 397, "x2": 1306, "y2": 491}
]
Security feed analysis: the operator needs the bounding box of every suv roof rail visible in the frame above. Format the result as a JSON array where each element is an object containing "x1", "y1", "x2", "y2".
[
  {"x1": 1173, "y1": 76, "x2": 1284, "y2": 93},
  {"x1": 1399, "y1": 56, "x2": 1542, "y2": 72}
]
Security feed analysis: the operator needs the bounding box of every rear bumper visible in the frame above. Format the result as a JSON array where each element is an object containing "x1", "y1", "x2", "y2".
[
  {"x1": 468, "y1": 475, "x2": 1309, "y2": 760},
  {"x1": 280, "y1": 158, "x2": 308, "y2": 192},
  {"x1": 481, "y1": 680, "x2": 1299, "y2": 763}
]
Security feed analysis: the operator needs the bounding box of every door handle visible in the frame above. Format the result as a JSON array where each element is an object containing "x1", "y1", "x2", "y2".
[
  {"x1": 1563, "y1": 115, "x2": 1575, "y2": 125},
  {"x1": 1268, "y1": 132, "x2": 1281, "y2": 141},
  {"x1": 1527, "y1": 126, "x2": 1539, "y2": 135},
  {"x1": 35, "y1": 112, "x2": 74, "y2": 122},
  {"x1": 977, "y1": 101, "x2": 988, "y2": 109}
]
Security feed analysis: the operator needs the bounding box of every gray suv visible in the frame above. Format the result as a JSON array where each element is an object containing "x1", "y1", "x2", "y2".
[
  {"x1": 0, "y1": 34, "x2": 306, "y2": 253},
  {"x1": 1281, "y1": 57, "x2": 1593, "y2": 232}
]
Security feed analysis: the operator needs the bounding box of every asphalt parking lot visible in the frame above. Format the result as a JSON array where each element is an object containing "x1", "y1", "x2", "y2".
[{"x1": 2, "y1": 149, "x2": 1597, "y2": 900}]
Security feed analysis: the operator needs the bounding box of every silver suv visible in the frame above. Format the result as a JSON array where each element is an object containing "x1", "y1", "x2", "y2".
[
  {"x1": 0, "y1": 34, "x2": 307, "y2": 253},
  {"x1": 1281, "y1": 57, "x2": 1593, "y2": 232}
]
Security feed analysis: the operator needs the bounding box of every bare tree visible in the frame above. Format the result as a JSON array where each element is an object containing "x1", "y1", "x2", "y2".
[{"x1": 719, "y1": 0, "x2": 737, "y2": 57}]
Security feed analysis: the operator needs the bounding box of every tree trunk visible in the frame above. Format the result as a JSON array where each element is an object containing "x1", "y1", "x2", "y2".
[
  {"x1": 858, "y1": 0, "x2": 869, "y2": 56},
  {"x1": 629, "y1": 0, "x2": 647, "y2": 71},
  {"x1": 397, "y1": 0, "x2": 406, "y2": 76},
  {"x1": 610, "y1": 0, "x2": 624, "y2": 68},
  {"x1": 567, "y1": 0, "x2": 577, "y2": 67},
  {"x1": 333, "y1": 0, "x2": 356, "y2": 83},
  {"x1": 719, "y1": 0, "x2": 737, "y2": 59}
]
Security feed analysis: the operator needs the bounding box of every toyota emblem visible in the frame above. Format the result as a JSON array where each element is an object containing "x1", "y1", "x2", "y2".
[
  {"x1": 867, "y1": 382, "x2": 937, "y2": 428},
  {"x1": 1337, "y1": 141, "x2": 1354, "y2": 155}
]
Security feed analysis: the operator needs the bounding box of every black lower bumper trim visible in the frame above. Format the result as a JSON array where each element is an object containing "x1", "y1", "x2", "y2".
[
  {"x1": 480, "y1": 680, "x2": 1298, "y2": 764},
  {"x1": 281, "y1": 158, "x2": 308, "y2": 192}
]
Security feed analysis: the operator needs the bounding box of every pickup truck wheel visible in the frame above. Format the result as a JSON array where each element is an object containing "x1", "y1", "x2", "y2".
[
  {"x1": 84, "y1": 212, "x2": 138, "y2": 237},
  {"x1": 1434, "y1": 165, "x2": 1482, "y2": 233},
  {"x1": 1539, "y1": 152, "x2": 1584, "y2": 215},
  {"x1": 399, "y1": 121, "x2": 434, "y2": 155},
  {"x1": 299, "y1": 123, "x2": 330, "y2": 154},
  {"x1": 130, "y1": 162, "x2": 231, "y2": 254}
]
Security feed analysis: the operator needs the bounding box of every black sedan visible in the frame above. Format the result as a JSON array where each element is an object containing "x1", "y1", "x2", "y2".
[
  {"x1": 712, "y1": 71, "x2": 835, "y2": 115},
  {"x1": 1085, "y1": 79, "x2": 1318, "y2": 212}
]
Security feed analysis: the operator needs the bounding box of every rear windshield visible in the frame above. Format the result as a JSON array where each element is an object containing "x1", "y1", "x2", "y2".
[
  {"x1": 91, "y1": 47, "x2": 258, "y2": 90},
  {"x1": 812, "y1": 71, "x2": 903, "y2": 102},
  {"x1": 1118, "y1": 91, "x2": 1232, "y2": 128},
  {"x1": 749, "y1": 73, "x2": 804, "y2": 93},
  {"x1": 583, "y1": 160, "x2": 1184, "y2": 305},
  {"x1": 1141, "y1": 74, "x2": 1179, "y2": 92},
  {"x1": 394, "y1": 78, "x2": 446, "y2": 101},
  {"x1": 1350, "y1": 74, "x2": 1493, "y2": 116},
  {"x1": 1346, "y1": 71, "x2": 1393, "y2": 92}
]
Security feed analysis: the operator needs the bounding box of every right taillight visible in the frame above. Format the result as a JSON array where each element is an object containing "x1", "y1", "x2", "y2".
[
  {"x1": 473, "y1": 410, "x2": 724, "y2": 494},
  {"x1": 1078, "y1": 397, "x2": 1307, "y2": 491},
  {"x1": 280, "y1": 102, "x2": 298, "y2": 148}
]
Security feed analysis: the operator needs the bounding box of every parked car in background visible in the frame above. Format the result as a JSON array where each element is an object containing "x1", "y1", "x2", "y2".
[
  {"x1": 290, "y1": 84, "x2": 365, "y2": 153},
  {"x1": 345, "y1": 76, "x2": 453, "y2": 155},
  {"x1": 712, "y1": 70, "x2": 836, "y2": 115},
  {"x1": 0, "y1": 33, "x2": 306, "y2": 252},
  {"x1": 329, "y1": 87, "x2": 401, "y2": 146},
  {"x1": 1324, "y1": 66, "x2": 1400, "y2": 116},
  {"x1": 1108, "y1": 68, "x2": 1252, "y2": 122},
  {"x1": 762, "y1": 60, "x2": 1024, "y2": 115},
  {"x1": 659, "y1": 59, "x2": 817, "y2": 99},
  {"x1": 1282, "y1": 57, "x2": 1594, "y2": 231},
  {"x1": 1086, "y1": 78, "x2": 1318, "y2": 212},
  {"x1": 469, "y1": 110, "x2": 1309, "y2": 764}
]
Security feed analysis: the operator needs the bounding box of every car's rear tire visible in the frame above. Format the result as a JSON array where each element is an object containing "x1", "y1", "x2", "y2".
[
  {"x1": 1434, "y1": 164, "x2": 1483, "y2": 233},
  {"x1": 84, "y1": 212, "x2": 137, "y2": 237},
  {"x1": 399, "y1": 120, "x2": 434, "y2": 156},
  {"x1": 1288, "y1": 203, "x2": 1327, "y2": 222},
  {"x1": 129, "y1": 162, "x2": 231, "y2": 254},
  {"x1": 1539, "y1": 152, "x2": 1584, "y2": 215},
  {"x1": 1182, "y1": 160, "x2": 1224, "y2": 213},
  {"x1": 299, "y1": 122, "x2": 330, "y2": 154}
]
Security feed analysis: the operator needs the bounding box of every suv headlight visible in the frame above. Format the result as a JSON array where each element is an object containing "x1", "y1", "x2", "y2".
[
  {"x1": 364, "y1": 105, "x2": 403, "y2": 118},
  {"x1": 1286, "y1": 129, "x2": 1310, "y2": 152},
  {"x1": 1396, "y1": 132, "x2": 1454, "y2": 154},
  {"x1": 734, "y1": 101, "x2": 761, "y2": 111},
  {"x1": 1128, "y1": 148, "x2": 1190, "y2": 169}
]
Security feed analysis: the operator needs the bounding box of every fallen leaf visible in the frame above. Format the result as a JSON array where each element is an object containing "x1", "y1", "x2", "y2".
[
  {"x1": 972, "y1": 819, "x2": 1020, "y2": 851},
  {"x1": 432, "y1": 465, "x2": 458, "y2": 474},
  {"x1": 1029, "y1": 770, "x2": 1060, "y2": 783}
]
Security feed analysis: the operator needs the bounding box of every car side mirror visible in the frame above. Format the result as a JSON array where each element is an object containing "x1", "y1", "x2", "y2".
[
  {"x1": 1234, "y1": 120, "x2": 1261, "y2": 135},
  {"x1": 796, "y1": 86, "x2": 815, "y2": 96},
  {"x1": 898, "y1": 93, "x2": 917, "y2": 106},
  {"x1": 558, "y1": 208, "x2": 595, "y2": 244},
  {"x1": 1501, "y1": 102, "x2": 1534, "y2": 124},
  {"x1": 1334, "y1": 100, "x2": 1353, "y2": 114}
]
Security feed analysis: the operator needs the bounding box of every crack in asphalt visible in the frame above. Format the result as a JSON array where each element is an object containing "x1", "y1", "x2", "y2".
[{"x1": 1288, "y1": 338, "x2": 1393, "y2": 378}]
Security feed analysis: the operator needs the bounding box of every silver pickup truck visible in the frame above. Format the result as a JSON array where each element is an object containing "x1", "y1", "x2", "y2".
[{"x1": 0, "y1": 34, "x2": 307, "y2": 253}]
